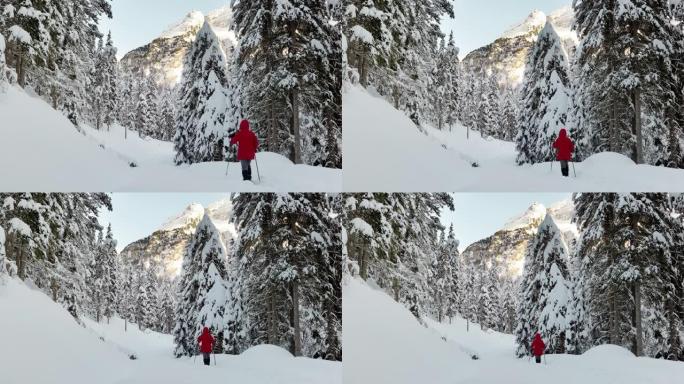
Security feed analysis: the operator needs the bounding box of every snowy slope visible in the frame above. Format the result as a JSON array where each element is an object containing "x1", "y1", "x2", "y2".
[
  {"x1": 342, "y1": 84, "x2": 684, "y2": 192},
  {"x1": 0, "y1": 277, "x2": 341, "y2": 384},
  {"x1": 344, "y1": 278, "x2": 684, "y2": 384},
  {"x1": 0, "y1": 86, "x2": 341, "y2": 192}
]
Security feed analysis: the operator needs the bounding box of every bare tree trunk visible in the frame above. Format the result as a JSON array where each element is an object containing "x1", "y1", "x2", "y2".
[
  {"x1": 292, "y1": 280, "x2": 302, "y2": 356},
  {"x1": 16, "y1": 51, "x2": 25, "y2": 88},
  {"x1": 358, "y1": 240, "x2": 368, "y2": 280},
  {"x1": 291, "y1": 88, "x2": 302, "y2": 164},
  {"x1": 359, "y1": 51, "x2": 368, "y2": 87},
  {"x1": 269, "y1": 292, "x2": 277, "y2": 345},
  {"x1": 633, "y1": 88, "x2": 644, "y2": 164},
  {"x1": 633, "y1": 280, "x2": 643, "y2": 356}
]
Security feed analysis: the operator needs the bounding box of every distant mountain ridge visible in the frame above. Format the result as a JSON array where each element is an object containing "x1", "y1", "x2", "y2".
[
  {"x1": 119, "y1": 6, "x2": 236, "y2": 86},
  {"x1": 462, "y1": 199, "x2": 576, "y2": 279},
  {"x1": 462, "y1": 6, "x2": 577, "y2": 87},
  {"x1": 119, "y1": 198, "x2": 235, "y2": 278}
]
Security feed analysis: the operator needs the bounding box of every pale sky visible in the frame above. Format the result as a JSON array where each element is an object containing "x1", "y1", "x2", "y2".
[
  {"x1": 441, "y1": 0, "x2": 570, "y2": 59},
  {"x1": 442, "y1": 193, "x2": 571, "y2": 252},
  {"x1": 98, "y1": 0, "x2": 229, "y2": 58},
  {"x1": 98, "y1": 193, "x2": 230, "y2": 252}
]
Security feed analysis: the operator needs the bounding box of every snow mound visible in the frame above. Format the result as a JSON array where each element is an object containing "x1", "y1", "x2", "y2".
[
  {"x1": 582, "y1": 344, "x2": 636, "y2": 360},
  {"x1": 0, "y1": 86, "x2": 341, "y2": 191},
  {"x1": 239, "y1": 345, "x2": 294, "y2": 362},
  {"x1": 581, "y1": 151, "x2": 637, "y2": 169}
]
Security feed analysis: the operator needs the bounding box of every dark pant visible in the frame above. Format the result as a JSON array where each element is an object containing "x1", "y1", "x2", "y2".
[
  {"x1": 241, "y1": 160, "x2": 252, "y2": 181},
  {"x1": 560, "y1": 160, "x2": 569, "y2": 177},
  {"x1": 535, "y1": 355, "x2": 541, "y2": 364},
  {"x1": 203, "y1": 353, "x2": 211, "y2": 366}
]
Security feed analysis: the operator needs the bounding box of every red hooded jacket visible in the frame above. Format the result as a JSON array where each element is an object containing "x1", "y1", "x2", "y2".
[
  {"x1": 197, "y1": 327, "x2": 215, "y2": 354},
  {"x1": 230, "y1": 120, "x2": 259, "y2": 161},
  {"x1": 531, "y1": 333, "x2": 546, "y2": 357},
  {"x1": 553, "y1": 129, "x2": 575, "y2": 161}
]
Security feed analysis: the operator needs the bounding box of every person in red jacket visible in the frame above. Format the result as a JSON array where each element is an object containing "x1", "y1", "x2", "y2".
[
  {"x1": 229, "y1": 119, "x2": 260, "y2": 181},
  {"x1": 553, "y1": 128, "x2": 575, "y2": 177},
  {"x1": 531, "y1": 332, "x2": 546, "y2": 364},
  {"x1": 197, "y1": 327, "x2": 215, "y2": 366}
]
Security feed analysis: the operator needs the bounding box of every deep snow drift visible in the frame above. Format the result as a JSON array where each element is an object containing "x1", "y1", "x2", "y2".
[
  {"x1": 343, "y1": 278, "x2": 683, "y2": 384},
  {"x1": 342, "y1": 84, "x2": 684, "y2": 192},
  {"x1": 0, "y1": 86, "x2": 341, "y2": 192},
  {"x1": 0, "y1": 277, "x2": 341, "y2": 384}
]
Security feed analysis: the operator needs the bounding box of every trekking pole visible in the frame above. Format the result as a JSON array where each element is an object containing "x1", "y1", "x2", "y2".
[
  {"x1": 254, "y1": 155, "x2": 262, "y2": 183},
  {"x1": 572, "y1": 161, "x2": 577, "y2": 178},
  {"x1": 213, "y1": 352, "x2": 217, "y2": 366},
  {"x1": 225, "y1": 161, "x2": 230, "y2": 177}
]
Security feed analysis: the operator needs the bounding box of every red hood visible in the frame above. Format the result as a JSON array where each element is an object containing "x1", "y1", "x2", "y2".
[
  {"x1": 240, "y1": 120, "x2": 251, "y2": 132},
  {"x1": 559, "y1": 129, "x2": 568, "y2": 138},
  {"x1": 202, "y1": 327, "x2": 210, "y2": 336}
]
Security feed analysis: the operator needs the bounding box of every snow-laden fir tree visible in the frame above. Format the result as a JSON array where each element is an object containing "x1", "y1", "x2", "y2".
[
  {"x1": 343, "y1": 193, "x2": 455, "y2": 319},
  {"x1": 573, "y1": 0, "x2": 683, "y2": 166},
  {"x1": 437, "y1": 224, "x2": 461, "y2": 322},
  {"x1": 572, "y1": 193, "x2": 681, "y2": 357},
  {"x1": 479, "y1": 75, "x2": 502, "y2": 139},
  {"x1": 88, "y1": 224, "x2": 118, "y2": 323},
  {"x1": 0, "y1": 32, "x2": 9, "y2": 89},
  {"x1": 0, "y1": 193, "x2": 112, "y2": 317},
  {"x1": 233, "y1": 1, "x2": 341, "y2": 166},
  {"x1": 89, "y1": 32, "x2": 119, "y2": 130},
  {"x1": 515, "y1": 214, "x2": 571, "y2": 357},
  {"x1": 157, "y1": 87, "x2": 177, "y2": 141},
  {"x1": 174, "y1": 213, "x2": 229, "y2": 357},
  {"x1": 136, "y1": 75, "x2": 159, "y2": 138},
  {"x1": 430, "y1": 33, "x2": 461, "y2": 131},
  {"x1": 478, "y1": 263, "x2": 501, "y2": 331},
  {"x1": 516, "y1": 21, "x2": 571, "y2": 165},
  {"x1": 230, "y1": 193, "x2": 341, "y2": 359},
  {"x1": 0, "y1": 0, "x2": 112, "y2": 120},
  {"x1": 174, "y1": 21, "x2": 229, "y2": 165}
]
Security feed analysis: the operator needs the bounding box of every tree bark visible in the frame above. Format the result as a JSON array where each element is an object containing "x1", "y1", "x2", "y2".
[
  {"x1": 292, "y1": 280, "x2": 302, "y2": 356},
  {"x1": 269, "y1": 292, "x2": 277, "y2": 345},
  {"x1": 291, "y1": 88, "x2": 303, "y2": 164},
  {"x1": 633, "y1": 280, "x2": 643, "y2": 356},
  {"x1": 633, "y1": 88, "x2": 644, "y2": 164}
]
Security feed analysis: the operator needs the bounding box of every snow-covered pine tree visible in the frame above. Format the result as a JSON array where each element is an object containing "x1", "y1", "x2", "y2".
[
  {"x1": 478, "y1": 263, "x2": 500, "y2": 331},
  {"x1": 516, "y1": 21, "x2": 571, "y2": 165},
  {"x1": 136, "y1": 75, "x2": 159, "y2": 139},
  {"x1": 157, "y1": 87, "x2": 177, "y2": 141},
  {"x1": 101, "y1": 32, "x2": 119, "y2": 131},
  {"x1": 430, "y1": 224, "x2": 460, "y2": 322},
  {"x1": 573, "y1": 0, "x2": 682, "y2": 166},
  {"x1": 174, "y1": 213, "x2": 229, "y2": 357},
  {"x1": 0, "y1": 32, "x2": 9, "y2": 89},
  {"x1": 89, "y1": 33, "x2": 119, "y2": 131},
  {"x1": 479, "y1": 75, "x2": 502, "y2": 139},
  {"x1": 343, "y1": 193, "x2": 454, "y2": 319},
  {"x1": 573, "y1": 193, "x2": 680, "y2": 357},
  {"x1": 87, "y1": 225, "x2": 118, "y2": 323},
  {"x1": 515, "y1": 214, "x2": 571, "y2": 357},
  {"x1": 1, "y1": 0, "x2": 112, "y2": 121},
  {"x1": 0, "y1": 193, "x2": 112, "y2": 317},
  {"x1": 174, "y1": 21, "x2": 229, "y2": 165}
]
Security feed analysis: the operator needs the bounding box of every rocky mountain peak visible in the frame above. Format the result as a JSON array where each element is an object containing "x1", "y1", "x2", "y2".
[{"x1": 120, "y1": 6, "x2": 236, "y2": 86}]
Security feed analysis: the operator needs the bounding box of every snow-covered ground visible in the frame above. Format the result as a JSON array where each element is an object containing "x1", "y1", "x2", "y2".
[
  {"x1": 0, "y1": 86, "x2": 341, "y2": 192},
  {"x1": 0, "y1": 277, "x2": 341, "y2": 384},
  {"x1": 343, "y1": 84, "x2": 684, "y2": 192},
  {"x1": 343, "y1": 277, "x2": 683, "y2": 384}
]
